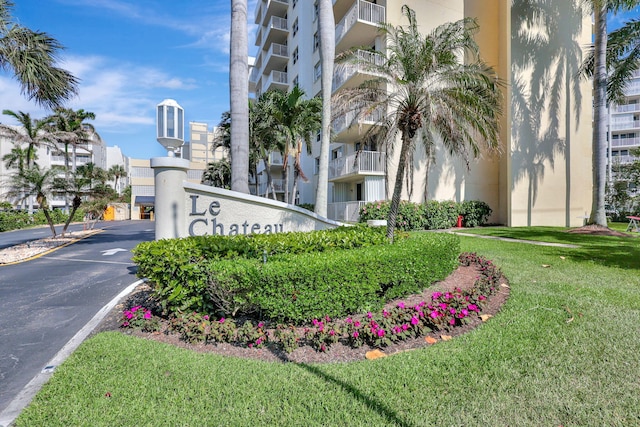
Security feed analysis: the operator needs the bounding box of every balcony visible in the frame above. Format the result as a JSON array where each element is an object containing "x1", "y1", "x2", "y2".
[
  {"x1": 611, "y1": 137, "x2": 640, "y2": 148},
  {"x1": 611, "y1": 120, "x2": 640, "y2": 131},
  {"x1": 335, "y1": 0, "x2": 385, "y2": 52},
  {"x1": 327, "y1": 201, "x2": 365, "y2": 222},
  {"x1": 255, "y1": 0, "x2": 289, "y2": 26},
  {"x1": 612, "y1": 104, "x2": 640, "y2": 113},
  {"x1": 258, "y1": 179, "x2": 286, "y2": 196},
  {"x1": 263, "y1": 15, "x2": 288, "y2": 47},
  {"x1": 333, "y1": 107, "x2": 385, "y2": 142},
  {"x1": 263, "y1": 43, "x2": 289, "y2": 74},
  {"x1": 332, "y1": 49, "x2": 385, "y2": 92},
  {"x1": 264, "y1": 69, "x2": 288, "y2": 92},
  {"x1": 610, "y1": 155, "x2": 638, "y2": 165},
  {"x1": 329, "y1": 150, "x2": 385, "y2": 182}
]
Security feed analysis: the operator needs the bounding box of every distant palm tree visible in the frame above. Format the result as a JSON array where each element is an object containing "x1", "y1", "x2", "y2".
[
  {"x1": 0, "y1": 0, "x2": 78, "y2": 107},
  {"x1": 7, "y1": 164, "x2": 62, "y2": 236},
  {"x1": 229, "y1": 0, "x2": 250, "y2": 194},
  {"x1": 0, "y1": 110, "x2": 55, "y2": 212},
  {"x1": 315, "y1": 0, "x2": 335, "y2": 217},
  {"x1": 272, "y1": 87, "x2": 322, "y2": 204},
  {"x1": 333, "y1": 6, "x2": 502, "y2": 240},
  {"x1": 201, "y1": 159, "x2": 231, "y2": 189},
  {"x1": 107, "y1": 164, "x2": 127, "y2": 195},
  {"x1": 580, "y1": 0, "x2": 640, "y2": 226}
]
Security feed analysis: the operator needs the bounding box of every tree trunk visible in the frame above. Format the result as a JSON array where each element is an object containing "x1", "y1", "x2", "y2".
[
  {"x1": 61, "y1": 195, "x2": 81, "y2": 236},
  {"x1": 283, "y1": 152, "x2": 290, "y2": 204},
  {"x1": 230, "y1": 0, "x2": 250, "y2": 194},
  {"x1": 314, "y1": 0, "x2": 335, "y2": 218},
  {"x1": 386, "y1": 132, "x2": 412, "y2": 242},
  {"x1": 590, "y1": 3, "x2": 608, "y2": 227}
]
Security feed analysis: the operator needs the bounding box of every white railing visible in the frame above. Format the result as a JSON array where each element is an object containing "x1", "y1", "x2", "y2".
[
  {"x1": 613, "y1": 103, "x2": 640, "y2": 113},
  {"x1": 264, "y1": 69, "x2": 288, "y2": 89},
  {"x1": 333, "y1": 107, "x2": 384, "y2": 134},
  {"x1": 624, "y1": 80, "x2": 640, "y2": 96},
  {"x1": 610, "y1": 155, "x2": 638, "y2": 165},
  {"x1": 269, "y1": 15, "x2": 288, "y2": 32},
  {"x1": 335, "y1": 0, "x2": 385, "y2": 45},
  {"x1": 258, "y1": 178, "x2": 286, "y2": 195},
  {"x1": 611, "y1": 120, "x2": 640, "y2": 130},
  {"x1": 328, "y1": 201, "x2": 366, "y2": 222},
  {"x1": 268, "y1": 42, "x2": 288, "y2": 58},
  {"x1": 611, "y1": 137, "x2": 640, "y2": 147},
  {"x1": 333, "y1": 49, "x2": 385, "y2": 91},
  {"x1": 269, "y1": 151, "x2": 284, "y2": 165},
  {"x1": 329, "y1": 151, "x2": 385, "y2": 179}
]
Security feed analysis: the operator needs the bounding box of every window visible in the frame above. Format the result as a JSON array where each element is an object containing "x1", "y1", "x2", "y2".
[
  {"x1": 315, "y1": 157, "x2": 320, "y2": 175},
  {"x1": 292, "y1": 18, "x2": 298, "y2": 37},
  {"x1": 293, "y1": 75, "x2": 299, "y2": 87},
  {"x1": 313, "y1": 32, "x2": 319, "y2": 52},
  {"x1": 293, "y1": 0, "x2": 297, "y2": 8},
  {"x1": 314, "y1": 61, "x2": 321, "y2": 81},
  {"x1": 292, "y1": 47, "x2": 299, "y2": 64},
  {"x1": 316, "y1": 131, "x2": 321, "y2": 143},
  {"x1": 314, "y1": 1, "x2": 319, "y2": 21}
]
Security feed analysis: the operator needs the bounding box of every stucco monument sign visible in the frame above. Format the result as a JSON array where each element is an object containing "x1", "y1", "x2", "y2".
[{"x1": 150, "y1": 157, "x2": 341, "y2": 240}]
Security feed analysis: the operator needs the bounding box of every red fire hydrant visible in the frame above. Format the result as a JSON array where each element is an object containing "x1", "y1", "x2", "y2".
[{"x1": 456, "y1": 215, "x2": 463, "y2": 228}]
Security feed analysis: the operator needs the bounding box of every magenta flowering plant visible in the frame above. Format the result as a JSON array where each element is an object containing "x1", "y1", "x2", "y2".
[
  {"x1": 120, "y1": 306, "x2": 160, "y2": 332},
  {"x1": 304, "y1": 319, "x2": 341, "y2": 351},
  {"x1": 237, "y1": 320, "x2": 269, "y2": 348}
]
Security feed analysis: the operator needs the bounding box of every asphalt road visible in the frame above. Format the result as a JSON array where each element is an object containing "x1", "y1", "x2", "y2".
[{"x1": 0, "y1": 220, "x2": 155, "y2": 416}]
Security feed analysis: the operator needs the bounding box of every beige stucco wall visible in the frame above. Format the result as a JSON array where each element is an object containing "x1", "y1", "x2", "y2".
[{"x1": 385, "y1": 0, "x2": 593, "y2": 227}]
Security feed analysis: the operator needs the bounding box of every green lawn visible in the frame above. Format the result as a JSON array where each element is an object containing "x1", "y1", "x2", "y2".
[{"x1": 15, "y1": 229, "x2": 640, "y2": 426}]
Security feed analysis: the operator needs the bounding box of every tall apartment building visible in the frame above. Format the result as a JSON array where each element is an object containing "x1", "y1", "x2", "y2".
[
  {"x1": 250, "y1": 0, "x2": 594, "y2": 227},
  {"x1": 608, "y1": 70, "x2": 640, "y2": 191}
]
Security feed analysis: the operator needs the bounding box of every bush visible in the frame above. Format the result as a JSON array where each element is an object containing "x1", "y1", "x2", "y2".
[
  {"x1": 459, "y1": 200, "x2": 492, "y2": 227},
  {"x1": 0, "y1": 208, "x2": 85, "y2": 232},
  {"x1": 423, "y1": 201, "x2": 459, "y2": 230}
]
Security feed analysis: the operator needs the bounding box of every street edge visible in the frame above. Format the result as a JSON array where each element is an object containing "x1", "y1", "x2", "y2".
[{"x1": 0, "y1": 278, "x2": 147, "y2": 427}]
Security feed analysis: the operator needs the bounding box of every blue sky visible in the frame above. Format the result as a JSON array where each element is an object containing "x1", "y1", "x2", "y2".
[
  {"x1": 1, "y1": 0, "x2": 258, "y2": 160},
  {"x1": 0, "y1": 2, "x2": 638, "y2": 160}
]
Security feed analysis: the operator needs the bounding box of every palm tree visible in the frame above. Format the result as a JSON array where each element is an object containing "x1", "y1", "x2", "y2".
[
  {"x1": 55, "y1": 167, "x2": 90, "y2": 236},
  {"x1": 272, "y1": 87, "x2": 322, "y2": 204},
  {"x1": 0, "y1": 0, "x2": 78, "y2": 108},
  {"x1": 0, "y1": 110, "x2": 55, "y2": 167},
  {"x1": 201, "y1": 159, "x2": 231, "y2": 188},
  {"x1": 333, "y1": 6, "x2": 502, "y2": 240},
  {"x1": 0, "y1": 110, "x2": 55, "y2": 212},
  {"x1": 7, "y1": 164, "x2": 62, "y2": 236},
  {"x1": 250, "y1": 90, "x2": 287, "y2": 200},
  {"x1": 314, "y1": 0, "x2": 335, "y2": 217},
  {"x1": 581, "y1": 0, "x2": 640, "y2": 226},
  {"x1": 229, "y1": 0, "x2": 250, "y2": 194},
  {"x1": 107, "y1": 164, "x2": 127, "y2": 195}
]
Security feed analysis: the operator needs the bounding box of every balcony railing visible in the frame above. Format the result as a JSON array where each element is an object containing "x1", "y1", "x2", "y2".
[
  {"x1": 258, "y1": 178, "x2": 286, "y2": 195},
  {"x1": 613, "y1": 103, "x2": 640, "y2": 113},
  {"x1": 335, "y1": 0, "x2": 385, "y2": 45},
  {"x1": 333, "y1": 49, "x2": 385, "y2": 91},
  {"x1": 327, "y1": 201, "x2": 366, "y2": 222},
  {"x1": 264, "y1": 69, "x2": 288, "y2": 90},
  {"x1": 333, "y1": 107, "x2": 385, "y2": 135},
  {"x1": 329, "y1": 150, "x2": 385, "y2": 180},
  {"x1": 611, "y1": 120, "x2": 640, "y2": 130},
  {"x1": 610, "y1": 155, "x2": 638, "y2": 165},
  {"x1": 611, "y1": 137, "x2": 640, "y2": 147}
]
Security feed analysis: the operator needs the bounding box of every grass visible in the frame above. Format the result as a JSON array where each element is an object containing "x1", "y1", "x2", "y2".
[{"x1": 15, "y1": 228, "x2": 640, "y2": 426}]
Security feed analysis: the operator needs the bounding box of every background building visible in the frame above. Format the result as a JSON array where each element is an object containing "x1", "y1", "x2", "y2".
[{"x1": 250, "y1": 0, "x2": 593, "y2": 226}]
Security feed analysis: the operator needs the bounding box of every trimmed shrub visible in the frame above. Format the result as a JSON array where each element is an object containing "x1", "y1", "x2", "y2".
[
  {"x1": 459, "y1": 200, "x2": 492, "y2": 227},
  {"x1": 423, "y1": 200, "x2": 459, "y2": 230}
]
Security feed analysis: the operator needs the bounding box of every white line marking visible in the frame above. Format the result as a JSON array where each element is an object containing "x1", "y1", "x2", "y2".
[{"x1": 41, "y1": 256, "x2": 133, "y2": 266}]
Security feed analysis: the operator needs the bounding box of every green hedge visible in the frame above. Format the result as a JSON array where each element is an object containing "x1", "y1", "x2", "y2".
[
  {"x1": 359, "y1": 200, "x2": 492, "y2": 230},
  {"x1": 0, "y1": 209, "x2": 85, "y2": 232},
  {"x1": 133, "y1": 228, "x2": 459, "y2": 323}
]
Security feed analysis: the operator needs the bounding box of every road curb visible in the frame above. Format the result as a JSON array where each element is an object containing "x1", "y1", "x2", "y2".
[{"x1": 0, "y1": 278, "x2": 146, "y2": 427}]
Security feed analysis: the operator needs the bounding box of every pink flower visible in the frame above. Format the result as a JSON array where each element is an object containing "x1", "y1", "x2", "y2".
[
  {"x1": 461, "y1": 309, "x2": 469, "y2": 317},
  {"x1": 258, "y1": 322, "x2": 265, "y2": 328},
  {"x1": 124, "y1": 311, "x2": 133, "y2": 320},
  {"x1": 478, "y1": 295, "x2": 486, "y2": 301},
  {"x1": 445, "y1": 292, "x2": 453, "y2": 299},
  {"x1": 382, "y1": 309, "x2": 390, "y2": 318},
  {"x1": 377, "y1": 329, "x2": 385, "y2": 337},
  {"x1": 122, "y1": 321, "x2": 129, "y2": 327},
  {"x1": 219, "y1": 317, "x2": 225, "y2": 323},
  {"x1": 439, "y1": 303, "x2": 448, "y2": 310},
  {"x1": 397, "y1": 302, "x2": 405, "y2": 309},
  {"x1": 312, "y1": 319, "x2": 319, "y2": 326},
  {"x1": 468, "y1": 304, "x2": 478, "y2": 312},
  {"x1": 143, "y1": 311, "x2": 152, "y2": 320},
  {"x1": 132, "y1": 306, "x2": 141, "y2": 312},
  {"x1": 345, "y1": 317, "x2": 353, "y2": 324},
  {"x1": 329, "y1": 330, "x2": 335, "y2": 336},
  {"x1": 367, "y1": 312, "x2": 373, "y2": 319},
  {"x1": 402, "y1": 324, "x2": 409, "y2": 331},
  {"x1": 449, "y1": 318, "x2": 456, "y2": 326},
  {"x1": 354, "y1": 321, "x2": 361, "y2": 328},
  {"x1": 449, "y1": 308, "x2": 457, "y2": 315},
  {"x1": 256, "y1": 338, "x2": 263, "y2": 346},
  {"x1": 430, "y1": 311, "x2": 439, "y2": 319},
  {"x1": 203, "y1": 315, "x2": 209, "y2": 320},
  {"x1": 411, "y1": 316, "x2": 419, "y2": 325},
  {"x1": 432, "y1": 292, "x2": 442, "y2": 300},
  {"x1": 353, "y1": 331, "x2": 359, "y2": 338}
]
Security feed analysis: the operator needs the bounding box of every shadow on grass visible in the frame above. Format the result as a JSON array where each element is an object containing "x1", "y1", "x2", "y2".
[
  {"x1": 296, "y1": 363, "x2": 414, "y2": 427},
  {"x1": 456, "y1": 227, "x2": 640, "y2": 271}
]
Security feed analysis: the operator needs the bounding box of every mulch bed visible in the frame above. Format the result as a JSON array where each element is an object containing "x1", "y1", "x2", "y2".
[{"x1": 93, "y1": 263, "x2": 510, "y2": 363}]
